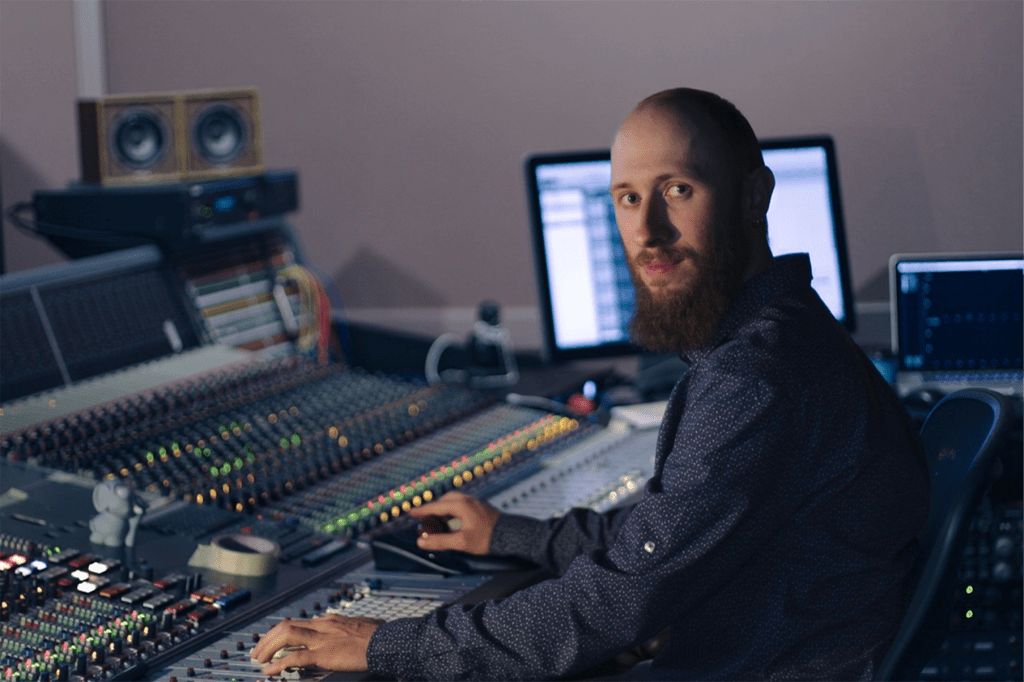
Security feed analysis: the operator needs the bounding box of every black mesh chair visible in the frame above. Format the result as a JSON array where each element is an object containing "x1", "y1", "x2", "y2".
[{"x1": 875, "y1": 388, "x2": 1014, "y2": 681}]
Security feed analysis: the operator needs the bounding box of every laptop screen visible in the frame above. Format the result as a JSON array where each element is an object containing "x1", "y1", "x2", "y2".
[{"x1": 890, "y1": 254, "x2": 1024, "y2": 373}]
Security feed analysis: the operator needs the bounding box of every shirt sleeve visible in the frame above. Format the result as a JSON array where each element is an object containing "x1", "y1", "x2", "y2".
[
  {"x1": 367, "y1": 362, "x2": 804, "y2": 680},
  {"x1": 488, "y1": 504, "x2": 636, "y2": 575}
]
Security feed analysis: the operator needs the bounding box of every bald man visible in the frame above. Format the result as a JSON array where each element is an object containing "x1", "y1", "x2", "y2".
[{"x1": 252, "y1": 88, "x2": 929, "y2": 681}]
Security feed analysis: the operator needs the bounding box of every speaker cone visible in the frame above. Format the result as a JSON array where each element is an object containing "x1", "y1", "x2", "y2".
[
  {"x1": 193, "y1": 104, "x2": 247, "y2": 164},
  {"x1": 112, "y1": 111, "x2": 167, "y2": 169}
]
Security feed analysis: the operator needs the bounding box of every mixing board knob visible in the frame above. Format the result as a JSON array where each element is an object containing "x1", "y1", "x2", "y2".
[
  {"x1": 993, "y1": 535, "x2": 1016, "y2": 557},
  {"x1": 992, "y1": 561, "x2": 1014, "y2": 582}
]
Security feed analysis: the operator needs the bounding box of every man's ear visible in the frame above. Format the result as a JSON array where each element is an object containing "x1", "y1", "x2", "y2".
[{"x1": 745, "y1": 165, "x2": 775, "y2": 222}]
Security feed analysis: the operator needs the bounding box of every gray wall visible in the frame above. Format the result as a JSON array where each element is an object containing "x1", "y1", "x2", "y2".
[{"x1": 2, "y1": 1, "x2": 1021, "y2": 339}]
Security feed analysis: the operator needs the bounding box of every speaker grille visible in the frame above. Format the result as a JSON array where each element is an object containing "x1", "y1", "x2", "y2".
[
  {"x1": 79, "y1": 96, "x2": 180, "y2": 185},
  {"x1": 183, "y1": 89, "x2": 263, "y2": 180},
  {"x1": 111, "y1": 109, "x2": 170, "y2": 169}
]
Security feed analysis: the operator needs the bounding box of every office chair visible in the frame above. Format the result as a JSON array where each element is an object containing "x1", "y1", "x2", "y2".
[{"x1": 875, "y1": 388, "x2": 1014, "y2": 681}]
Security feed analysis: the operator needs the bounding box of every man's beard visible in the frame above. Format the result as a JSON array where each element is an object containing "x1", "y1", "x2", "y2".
[{"x1": 627, "y1": 224, "x2": 749, "y2": 355}]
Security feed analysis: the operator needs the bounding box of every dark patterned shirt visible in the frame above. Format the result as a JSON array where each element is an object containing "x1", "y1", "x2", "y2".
[{"x1": 366, "y1": 254, "x2": 929, "y2": 680}]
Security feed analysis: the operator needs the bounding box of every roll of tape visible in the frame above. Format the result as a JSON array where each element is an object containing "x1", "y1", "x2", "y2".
[{"x1": 188, "y1": 533, "x2": 280, "y2": 577}]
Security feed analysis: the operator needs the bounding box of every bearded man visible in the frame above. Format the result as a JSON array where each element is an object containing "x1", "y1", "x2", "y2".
[{"x1": 252, "y1": 88, "x2": 929, "y2": 681}]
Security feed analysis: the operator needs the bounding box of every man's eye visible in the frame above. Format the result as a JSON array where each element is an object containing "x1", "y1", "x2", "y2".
[
  {"x1": 619, "y1": 193, "x2": 640, "y2": 206},
  {"x1": 668, "y1": 184, "x2": 689, "y2": 196}
]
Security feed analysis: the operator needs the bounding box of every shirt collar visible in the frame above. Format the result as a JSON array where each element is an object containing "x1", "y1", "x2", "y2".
[{"x1": 680, "y1": 253, "x2": 813, "y2": 365}]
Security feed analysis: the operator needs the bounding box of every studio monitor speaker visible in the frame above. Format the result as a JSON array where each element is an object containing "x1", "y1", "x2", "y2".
[
  {"x1": 78, "y1": 88, "x2": 264, "y2": 186},
  {"x1": 182, "y1": 88, "x2": 263, "y2": 181},
  {"x1": 78, "y1": 93, "x2": 180, "y2": 185}
]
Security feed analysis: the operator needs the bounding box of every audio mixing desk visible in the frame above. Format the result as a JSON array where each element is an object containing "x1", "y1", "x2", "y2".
[{"x1": 0, "y1": 349, "x2": 667, "y2": 681}]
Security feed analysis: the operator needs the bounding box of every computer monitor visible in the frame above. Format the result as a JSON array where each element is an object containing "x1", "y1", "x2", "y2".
[{"x1": 524, "y1": 136, "x2": 856, "y2": 364}]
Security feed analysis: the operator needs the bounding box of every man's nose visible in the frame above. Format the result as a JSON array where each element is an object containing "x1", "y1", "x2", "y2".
[{"x1": 636, "y1": 197, "x2": 676, "y2": 247}]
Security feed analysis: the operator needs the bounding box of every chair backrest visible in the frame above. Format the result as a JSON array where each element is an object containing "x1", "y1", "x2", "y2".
[{"x1": 875, "y1": 388, "x2": 1013, "y2": 681}]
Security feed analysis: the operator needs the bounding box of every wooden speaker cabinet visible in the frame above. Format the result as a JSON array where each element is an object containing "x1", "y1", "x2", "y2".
[{"x1": 78, "y1": 88, "x2": 263, "y2": 185}]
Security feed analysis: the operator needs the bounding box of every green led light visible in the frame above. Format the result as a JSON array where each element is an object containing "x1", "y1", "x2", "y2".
[
  {"x1": 965, "y1": 585, "x2": 974, "y2": 594},
  {"x1": 360, "y1": 508, "x2": 370, "y2": 517},
  {"x1": 203, "y1": 448, "x2": 211, "y2": 457},
  {"x1": 280, "y1": 438, "x2": 289, "y2": 448},
  {"x1": 223, "y1": 463, "x2": 232, "y2": 474},
  {"x1": 291, "y1": 434, "x2": 301, "y2": 446},
  {"x1": 324, "y1": 524, "x2": 335, "y2": 533},
  {"x1": 235, "y1": 457, "x2": 243, "y2": 468},
  {"x1": 146, "y1": 452, "x2": 154, "y2": 462},
  {"x1": 210, "y1": 467, "x2": 219, "y2": 476},
  {"x1": 348, "y1": 512, "x2": 360, "y2": 522},
  {"x1": 965, "y1": 610, "x2": 974, "y2": 619},
  {"x1": 158, "y1": 447, "x2": 167, "y2": 457}
]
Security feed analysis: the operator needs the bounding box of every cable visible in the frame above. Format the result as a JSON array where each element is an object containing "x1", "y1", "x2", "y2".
[
  {"x1": 277, "y1": 265, "x2": 332, "y2": 364},
  {"x1": 467, "y1": 319, "x2": 519, "y2": 389},
  {"x1": 5, "y1": 200, "x2": 166, "y2": 247},
  {"x1": 425, "y1": 333, "x2": 464, "y2": 385}
]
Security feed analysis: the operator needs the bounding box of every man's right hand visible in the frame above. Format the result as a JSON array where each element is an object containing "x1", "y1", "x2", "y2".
[{"x1": 408, "y1": 491, "x2": 501, "y2": 555}]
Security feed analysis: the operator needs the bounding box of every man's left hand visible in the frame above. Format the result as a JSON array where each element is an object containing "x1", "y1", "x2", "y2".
[{"x1": 250, "y1": 614, "x2": 383, "y2": 676}]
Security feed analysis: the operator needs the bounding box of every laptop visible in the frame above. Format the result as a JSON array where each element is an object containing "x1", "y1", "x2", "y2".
[{"x1": 889, "y1": 253, "x2": 1023, "y2": 398}]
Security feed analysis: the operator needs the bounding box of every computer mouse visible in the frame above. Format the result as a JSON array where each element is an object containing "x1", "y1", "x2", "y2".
[{"x1": 369, "y1": 522, "x2": 533, "y2": 576}]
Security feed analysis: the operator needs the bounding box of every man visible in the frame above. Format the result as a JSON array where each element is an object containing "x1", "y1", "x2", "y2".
[{"x1": 252, "y1": 88, "x2": 929, "y2": 680}]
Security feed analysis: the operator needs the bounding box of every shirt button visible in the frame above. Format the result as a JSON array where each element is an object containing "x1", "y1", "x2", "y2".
[{"x1": 643, "y1": 541, "x2": 656, "y2": 554}]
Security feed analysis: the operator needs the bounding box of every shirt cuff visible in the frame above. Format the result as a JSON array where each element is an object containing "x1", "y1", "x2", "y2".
[
  {"x1": 489, "y1": 512, "x2": 549, "y2": 564},
  {"x1": 365, "y1": 617, "x2": 426, "y2": 679}
]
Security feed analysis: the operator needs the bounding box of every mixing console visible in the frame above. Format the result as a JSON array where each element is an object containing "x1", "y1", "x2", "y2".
[
  {"x1": 0, "y1": 341, "x2": 651, "y2": 681},
  {"x1": 145, "y1": 565, "x2": 493, "y2": 682}
]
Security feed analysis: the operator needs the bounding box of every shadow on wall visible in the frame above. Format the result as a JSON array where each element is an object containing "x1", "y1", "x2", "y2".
[
  {"x1": 332, "y1": 246, "x2": 446, "y2": 308},
  {"x1": 0, "y1": 138, "x2": 69, "y2": 274}
]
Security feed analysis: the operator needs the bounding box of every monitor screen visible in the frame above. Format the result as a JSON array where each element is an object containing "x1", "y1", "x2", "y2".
[
  {"x1": 890, "y1": 254, "x2": 1024, "y2": 372},
  {"x1": 525, "y1": 136, "x2": 856, "y2": 363}
]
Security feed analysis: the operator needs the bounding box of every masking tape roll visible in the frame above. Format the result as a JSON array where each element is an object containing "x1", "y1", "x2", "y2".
[{"x1": 188, "y1": 533, "x2": 280, "y2": 577}]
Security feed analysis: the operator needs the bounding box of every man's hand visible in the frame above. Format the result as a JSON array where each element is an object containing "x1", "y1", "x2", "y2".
[
  {"x1": 250, "y1": 614, "x2": 382, "y2": 676},
  {"x1": 409, "y1": 491, "x2": 501, "y2": 555}
]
